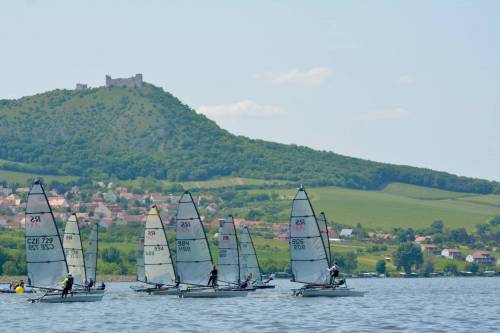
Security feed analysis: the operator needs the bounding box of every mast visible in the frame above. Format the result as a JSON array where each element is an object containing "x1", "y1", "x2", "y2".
[
  {"x1": 288, "y1": 186, "x2": 329, "y2": 285},
  {"x1": 136, "y1": 228, "x2": 146, "y2": 282},
  {"x1": 25, "y1": 180, "x2": 69, "y2": 288}
]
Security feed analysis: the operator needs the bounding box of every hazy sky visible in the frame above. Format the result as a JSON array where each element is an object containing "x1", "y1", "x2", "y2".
[{"x1": 1, "y1": 1, "x2": 499, "y2": 181}]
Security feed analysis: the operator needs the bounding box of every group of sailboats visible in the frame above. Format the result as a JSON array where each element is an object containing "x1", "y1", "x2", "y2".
[
  {"x1": 289, "y1": 186, "x2": 364, "y2": 297},
  {"x1": 132, "y1": 192, "x2": 274, "y2": 298},
  {"x1": 23, "y1": 179, "x2": 362, "y2": 302},
  {"x1": 25, "y1": 181, "x2": 105, "y2": 303}
]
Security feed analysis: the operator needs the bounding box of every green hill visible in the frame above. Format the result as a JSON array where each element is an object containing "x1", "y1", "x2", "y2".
[{"x1": 1, "y1": 83, "x2": 498, "y2": 194}]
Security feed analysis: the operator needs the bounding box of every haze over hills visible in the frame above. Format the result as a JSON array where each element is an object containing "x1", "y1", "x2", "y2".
[{"x1": 0, "y1": 79, "x2": 498, "y2": 194}]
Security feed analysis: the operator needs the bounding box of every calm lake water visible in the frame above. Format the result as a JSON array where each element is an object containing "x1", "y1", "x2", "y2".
[{"x1": 0, "y1": 277, "x2": 498, "y2": 333}]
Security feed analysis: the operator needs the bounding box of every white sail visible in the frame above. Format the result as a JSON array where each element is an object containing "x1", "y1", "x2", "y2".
[
  {"x1": 137, "y1": 228, "x2": 146, "y2": 282},
  {"x1": 217, "y1": 216, "x2": 240, "y2": 285},
  {"x1": 317, "y1": 212, "x2": 331, "y2": 265},
  {"x1": 63, "y1": 214, "x2": 87, "y2": 285},
  {"x1": 239, "y1": 224, "x2": 262, "y2": 282},
  {"x1": 289, "y1": 186, "x2": 329, "y2": 285},
  {"x1": 25, "y1": 181, "x2": 68, "y2": 288},
  {"x1": 175, "y1": 192, "x2": 213, "y2": 286},
  {"x1": 144, "y1": 206, "x2": 176, "y2": 285},
  {"x1": 85, "y1": 223, "x2": 98, "y2": 283}
]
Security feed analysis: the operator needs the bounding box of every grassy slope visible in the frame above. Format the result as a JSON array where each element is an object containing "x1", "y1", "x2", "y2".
[{"x1": 0, "y1": 169, "x2": 78, "y2": 184}]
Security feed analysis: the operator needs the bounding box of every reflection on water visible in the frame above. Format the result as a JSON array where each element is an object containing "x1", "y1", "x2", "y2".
[{"x1": 1, "y1": 277, "x2": 499, "y2": 333}]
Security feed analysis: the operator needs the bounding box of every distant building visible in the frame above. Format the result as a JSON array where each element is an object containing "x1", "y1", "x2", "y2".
[
  {"x1": 420, "y1": 243, "x2": 441, "y2": 255},
  {"x1": 75, "y1": 83, "x2": 88, "y2": 90},
  {"x1": 105, "y1": 74, "x2": 143, "y2": 88},
  {"x1": 466, "y1": 251, "x2": 496, "y2": 265},
  {"x1": 415, "y1": 236, "x2": 431, "y2": 243},
  {"x1": 441, "y1": 248, "x2": 464, "y2": 260},
  {"x1": 339, "y1": 229, "x2": 353, "y2": 238}
]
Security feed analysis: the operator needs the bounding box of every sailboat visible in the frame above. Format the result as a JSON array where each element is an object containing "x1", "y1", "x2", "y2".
[
  {"x1": 217, "y1": 216, "x2": 251, "y2": 292},
  {"x1": 143, "y1": 206, "x2": 179, "y2": 295},
  {"x1": 26, "y1": 181, "x2": 103, "y2": 303},
  {"x1": 289, "y1": 186, "x2": 364, "y2": 297},
  {"x1": 63, "y1": 214, "x2": 87, "y2": 287},
  {"x1": 176, "y1": 192, "x2": 247, "y2": 298},
  {"x1": 239, "y1": 224, "x2": 275, "y2": 289},
  {"x1": 84, "y1": 222, "x2": 104, "y2": 295}
]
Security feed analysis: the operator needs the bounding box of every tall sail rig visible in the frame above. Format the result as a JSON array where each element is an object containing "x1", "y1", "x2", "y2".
[
  {"x1": 175, "y1": 192, "x2": 213, "y2": 286},
  {"x1": 217, "y1": 216, "x2": 240, "y2": 286},
  {"x1": 136, "y1": 229, "x2": 146, "y2": 282},
  {"x1": 63, "y1": 214, "x2": 87, "y2": 285},
  {"x1": 85, "y1": 223, "x2": 99, "y2": 283},
  {"x1": 144, "y1": 206, "x2": 176, "y2": 286},
  {"x1": 289, "y1": 186, "x2": 329, "y2": 285},
  {"x1": 239, "y1": 224, "x2": 262, "y2": 283},
  {"x1": 25, "y1": 181, "x2": 68, "y2": 288},
  {"x1": 317, "y1": 212, "x2": 332, "y2": 266}
]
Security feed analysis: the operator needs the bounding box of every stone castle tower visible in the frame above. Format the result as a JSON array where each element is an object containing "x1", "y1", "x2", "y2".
[{"x1": 105, "y1": 74, "x2": 143, "y2": 88}]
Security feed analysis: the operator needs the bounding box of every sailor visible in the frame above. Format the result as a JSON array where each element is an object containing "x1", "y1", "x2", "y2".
[
  {"x1": 87, "y1": 278, "x2": 94, "y2": 289},
  {"x1": 327, "y1": 262, "x2": 340, "y2": 285},
  {"x1": 60, "y1": 273, "x2": 74, "y2": 298},
  {"x1": 240, "y1": 279, "x2": 248, "y2": 289},
  {"x1": 207, "y1": 265, "x2": 218, "y2": 287},
  {"x1": 98, "y1": 282, "x2": 106, "y2": 290}
]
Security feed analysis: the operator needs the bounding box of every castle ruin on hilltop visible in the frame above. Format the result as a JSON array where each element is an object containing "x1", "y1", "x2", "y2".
[
  {"x1": 105, "y1": 74, "x2": 143, "y2": 88},
  {"x1": 74, "y1": 74, "x2": 144, "y2": 90}
]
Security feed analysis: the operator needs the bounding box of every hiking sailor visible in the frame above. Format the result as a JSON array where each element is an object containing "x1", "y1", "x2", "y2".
[
  {"x1": 60, "y1": 273, "x2": 74, "y2": 298},
  {"x1": 327, "y1": 262, "x2": 340, "y2": 285},
  {"x1": 207, "y1": 265, "x2": 218, "y2": 287}
]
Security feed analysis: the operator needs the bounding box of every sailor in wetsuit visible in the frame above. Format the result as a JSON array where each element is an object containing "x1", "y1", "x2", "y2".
[
  {"x1": 207, "y1": 265, "x2": 218, "y2": 287},
  {"x1": 61, "y1": 273, "x2": 74, "y2": 298}
]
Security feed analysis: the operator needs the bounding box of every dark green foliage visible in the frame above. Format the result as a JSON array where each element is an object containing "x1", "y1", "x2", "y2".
[
  {"x1": 334, "y1": 252, "x2": 358, "y2": 274},
  {"x1": 443, "y1": 263, "x2": 458, "y2": 275},
  {"x1": 393, "y1": 243, "x2": 423, "y2": 274},
  {"x1": 375, "y1": 259, "x2": 386, "y2": 274},
  {"x1": 1, "y1": 85, "x2": 499, "y2": 193},
  {"x1": 464, "y1": 262, "x2": 479, "y2": 273}
]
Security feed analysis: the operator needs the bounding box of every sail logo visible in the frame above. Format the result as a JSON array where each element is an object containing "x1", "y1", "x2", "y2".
[
  {"x1": 146, "y1": 230, "x2": 156, "y2": 240},
  {"x1": 27, "y1": 215, "x2": 41, "y2": 228},
  {"x1": 292, "y1": 218, "x2": 306, "y2": 232},
  {"x1": 179, "y1": 221, "x2": 191, "y2": 232}
]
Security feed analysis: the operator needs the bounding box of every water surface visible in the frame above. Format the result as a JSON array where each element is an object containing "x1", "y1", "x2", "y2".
[{"x1": 1, "y1": 277, "x2": 498, "y2": 332}]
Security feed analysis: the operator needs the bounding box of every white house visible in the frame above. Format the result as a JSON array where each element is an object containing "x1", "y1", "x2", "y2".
[
  {"x1": 441, "y1": 248, "x2": 464, "y2": 260},
  {"x1": 465, "y1": 251, "x2": 496, "y2": 265},
  {"x1": 339, "y1": 229, "x2": 353, "y2": 238}
]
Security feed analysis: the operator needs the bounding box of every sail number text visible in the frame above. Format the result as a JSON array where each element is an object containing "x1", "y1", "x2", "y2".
[
  {"x1": 177, "y1": 240, "x2": 191, "y2": 252},
  {"x1": 291, "y1": 238, "x2": 306, "y2": 250},
  {"x1": 27, "y1": 237, "x2": 55, "y2": 251}
]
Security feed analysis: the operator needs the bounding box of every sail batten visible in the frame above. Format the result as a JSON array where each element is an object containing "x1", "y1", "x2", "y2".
[
  {"x1": 25, "y1": 181, "x2": 68, "y2": 288},
  {"x1": 175, "y1": 192, "x2": 213, "y2": 286},
  {"x1": 289, "y1": 187, "x2": 329, "y2": 285},
  {"x1": 143, "y1": 206, "x2": 176, "y2": 286}
]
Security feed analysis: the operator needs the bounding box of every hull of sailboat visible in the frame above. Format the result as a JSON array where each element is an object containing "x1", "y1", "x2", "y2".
[
  {"x1": 179, "y1": 288, "x2": 248, "y2": 298},
  {"x1": 253, "y1": 284, "x2": 275, "y2": 289},
  {"x1": 293, "y1": 287, "x2": 365, "y2": 297},
  {"x1": 36, "y1": 290, "x2": 105, "y2": 303},
  {"x1": 130, "y1": 285, "x2": 151, "y2": 292},
  {"x1": 148, "y1": 288, "x2": 180, "y2": 296}
]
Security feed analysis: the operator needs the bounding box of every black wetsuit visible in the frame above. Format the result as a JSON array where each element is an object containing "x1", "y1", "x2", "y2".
[
  {"x1": 208, "y1": 268, "x2": 218, "y2": 287},
  {"x1": 62, "y1": 276, "x2": 74, "y2": 297}
]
